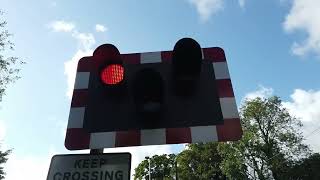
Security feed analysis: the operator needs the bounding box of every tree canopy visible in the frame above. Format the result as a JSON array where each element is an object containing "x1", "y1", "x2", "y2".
[
  {"x1": 134, "y1": 96, "x2": 318, "y2": 180},
  {"x1": 219, "y1": 96, "x2": 310, "y2": 179},
  {"x1": 134, "y1": 154, "x2": 177, "y2": 180},
  {"x1": 177, "y1": 143, "x2": 225, "y2": 179}
]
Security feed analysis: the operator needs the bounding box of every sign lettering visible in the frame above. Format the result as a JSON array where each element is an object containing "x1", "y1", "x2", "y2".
[{"x1": 47, "y1": 153, "x2": 131, "y2": 180}]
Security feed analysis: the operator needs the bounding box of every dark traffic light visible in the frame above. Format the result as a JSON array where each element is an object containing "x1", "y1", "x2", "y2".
[
  {"x1": 172, "y1": 38, "x2": 202, "y2": 96},
  {"x1": 81, "y1": 37, "x2": 223, "y2": 133}
]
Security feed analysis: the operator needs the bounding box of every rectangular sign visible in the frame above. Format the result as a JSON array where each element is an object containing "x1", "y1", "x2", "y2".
[
  {"x1": 65, "y1": 46, "x2": 242, "y2": 150},
  {"x1": 47, "y1": 153, "x2": 131, "y2": 180}
]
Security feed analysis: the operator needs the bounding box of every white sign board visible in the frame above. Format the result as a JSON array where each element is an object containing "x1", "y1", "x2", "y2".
[{"x1": 47, "y1": 153, "x2": 131, "y2": 180}]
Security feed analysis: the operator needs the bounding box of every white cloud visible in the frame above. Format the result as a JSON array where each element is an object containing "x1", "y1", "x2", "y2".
[
  {"x1": 53, "y1": 117, "x2": 68, "y2": 137},
  {"x1": 189, "y1": 0, "x2": 224, "y2": 22},
  {"x1": 238, "y1": 0, "x2": 246, "y2": 9},
  {"x1": 243, "y1": 85, "x2": 274, "y2": 102},
  {"x1": 48, "y1": 21, "x2": 96, "y2": 98},
  {"x1": 283, "y1": 0, "x2": 320, "y2": 56},
  {"x1": 283, "y1": 89, "x2": 320, "y2": 122},
  {"x1": 0, "y1": 119, "x2": 6, "y2": 141},
  {"x1": 5, "y1": 149, "x2": 56, "y2": 180},
  {"x1": 95, "y1": 24, "x2": 107, "y2": 32},
  {"x1": 48, "y1": 21, "x2": 75, "y2": 32},
  {"x1": 282, "y1": 89, "x2": 320, "y2": 152},
  {"x1": 64, "y1": 49, "x2": 93, "y2": 98},
  {"x1": 71, "y1": 31, "x2": 96, "y2": 50}
]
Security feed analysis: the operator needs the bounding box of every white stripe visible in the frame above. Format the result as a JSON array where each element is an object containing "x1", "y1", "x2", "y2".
[
  {"x1": 89, "y1": 132, "x2": 116, "y2": 149},
  {"x1": 213, "y1": 62, "x2": 230, "y2": 79},
  {"x1": 140, "y1": 52, "x2": 161, "y2": 63},
  {"x1": 219, "y1": 97, "x2": 239, "y2": 119},
  {"x1": 191, "y1": 126, "x2": 218, "y2": 143},
  {"x1": 74, "y1": 72, "x2": 90, "y2": 89},
  {"x1": 201, "y1": 48, "x2": 204, "y2": 59},
  {"x1": 67, "y1": 107, "x2": 85, "y2": 128},
  {"x1": 141, "y1": 129, "x2": 166, "y2": 145}
]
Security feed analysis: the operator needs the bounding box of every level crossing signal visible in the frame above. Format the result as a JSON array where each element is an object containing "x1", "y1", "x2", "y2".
[{"x1": 65, "y1": 38, "x2": 242, "y2": 150}]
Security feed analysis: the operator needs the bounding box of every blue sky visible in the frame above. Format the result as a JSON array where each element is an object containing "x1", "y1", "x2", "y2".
[{"x1": 1, "y1": 0, "x2": 320, "y2": 179}]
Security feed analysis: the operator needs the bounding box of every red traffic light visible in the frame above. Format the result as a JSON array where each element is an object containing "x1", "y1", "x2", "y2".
[{"x1": 100, "y1": 64, "x2": 124, "y2": 85}]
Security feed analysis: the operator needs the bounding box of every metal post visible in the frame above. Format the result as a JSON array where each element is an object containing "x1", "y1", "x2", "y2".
[
  {"x1": 90, "y1": 149, "x2": 104, "y2": 154},
  {"x1": 148, "y1": 158, "x2": 151, "y2": 180},
  {"x1": 175, "y1": 156, "x2": 178, "y2": 180}
]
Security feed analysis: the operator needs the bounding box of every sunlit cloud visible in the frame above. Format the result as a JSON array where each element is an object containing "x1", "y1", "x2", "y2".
[
  {"x1": 283, "y1": 0, "x2": 320, "y2": 56},
  {"x1": 47, "y1": 20, "x2": 97, "y2": 98},
  {"x1": 48, "y1": 20, "x2": 75, "y2": 32},
  {"x1": 242, "y1": 85, "x2": 274, "y2": 102},
  {"x1": 188, "y1": 0, "x2": 224, "y2": 22},
  {"x1": 95, "y1": 24, "x2": 108, "y2": 32},
  {"x1": 64, "y1": 49, "x2": 93, "y2": 98},
  {"x1": 0, "y1": 119, "x2": 6, "y2": 141}
]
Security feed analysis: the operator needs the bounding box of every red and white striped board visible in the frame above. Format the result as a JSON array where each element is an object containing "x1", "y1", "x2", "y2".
[{"x1": 65, "y1": 47, "x2": 242, "y2": 150}]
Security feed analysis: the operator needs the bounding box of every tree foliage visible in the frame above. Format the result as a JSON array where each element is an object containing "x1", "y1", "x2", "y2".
[
  {"x1": 134, "y1": 96, "x2": 314, "y2": 179},
  {"x1": 219, "y1": 96, "x2": 310, "y2": 180},
  {"x1": 134, "y1": 154, "x2": 176, "y2": 180},
  {"x1": 0, "y1": 10, "x2": 24, "y2": 102},
  {"x1": 177, "y1": 143, "x2": 225, "y2": 180},
  {"x1": 0, "y1": 147, "x2": 11, "y2": 180},
  {"x1": 0, "y1": 9, "x2": 20, "y2": 179}
]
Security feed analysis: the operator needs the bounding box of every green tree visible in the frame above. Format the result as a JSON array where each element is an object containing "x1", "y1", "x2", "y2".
[
  {"x1": 219, "y1": 96, "x2": 310, "y2": 180},
  {"x1": 177, "y1": 143, "x2": 226, "y2": 180},
  {"x1": 134, "y1": 154, "x2": 176, "y2": 180},
  {"x1": 0, "y1": 147, "x2": 11, "y2": 180},
  {"x1": 0, "y1": 10, "x2": 24, "y2": 102}
]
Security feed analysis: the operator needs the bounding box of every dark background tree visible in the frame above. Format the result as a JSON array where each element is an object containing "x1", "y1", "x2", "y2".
[
  {"x1": 0, "y1": 10, "x2": 23, "y2": 179},
  {"x1": 288, "y1": 153, "x2": 320, "y2": 180},
  {"x1": 177, "y1": 143, "x2": 225, "y2": 180},
  {"x1": 134, "y1": 154, "x2": 176, "y2": 180}
]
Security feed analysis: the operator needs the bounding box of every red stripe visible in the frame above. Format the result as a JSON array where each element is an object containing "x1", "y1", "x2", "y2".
[
  {"x1": 115, "y1": 130, "x2": 141, "y2": 147},
  {"x1": 71, "y1": 89, "x2": 88, "y2": 107},
  {"x1": 121, "y1": 53, "x2": 140, "y2": 64},
  {"x1": 203, "y1": 47, "x2": 226, "y2": 62},
  {"x1": 65, "y1": 128, "x2": 90, "y2": 150},
  {"x1": 77, "y1": 57, "x2": 92, "y2": 72},
  {"x1": 161, "y1": 51, "x2": 172, "y2": 63},
  {"x1": 216, "y1": 79, "x2": 234, "y2": 97},
  {"x1": 166, "y1": 127, "x2": 191, "y2": 144},
  {"x1": 217, "y1": 118, "x2": 243, "y2": 141}
]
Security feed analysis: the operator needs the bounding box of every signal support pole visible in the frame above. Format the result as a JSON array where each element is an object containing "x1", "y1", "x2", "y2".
[
  {"x1": 148, "y1": 158, "x2": 151, "y2": 180},
  {"x1": 90, "y1": 149, "x2": 104, "y2": 154}
]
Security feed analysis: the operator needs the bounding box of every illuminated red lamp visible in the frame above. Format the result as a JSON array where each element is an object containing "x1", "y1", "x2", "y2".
[{"x1": 100, "y1": 64, "x2": 124, "y2": 85}]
